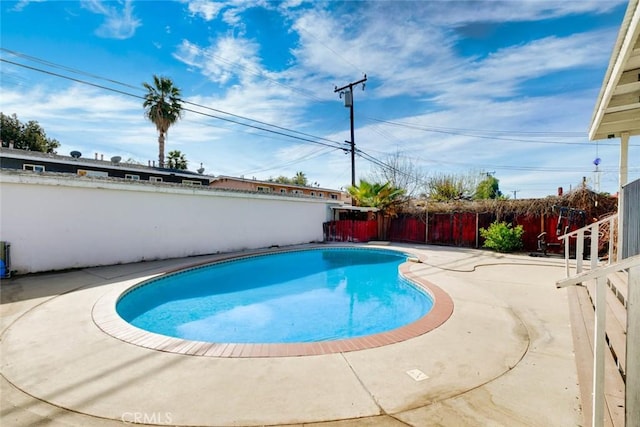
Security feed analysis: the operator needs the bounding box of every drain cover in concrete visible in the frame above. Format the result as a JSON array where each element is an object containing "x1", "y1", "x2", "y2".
[{"x1": 406, "y1": 369, "x2": 428, "y2": 381}]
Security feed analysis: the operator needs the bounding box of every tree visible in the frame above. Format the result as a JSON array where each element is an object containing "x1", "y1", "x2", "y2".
[
  {"x1": 475, "y1": 175, "x2": 503, "y2": 200},
  {"x1": 270, "y1": 175, "x2": 292, "y2": 184},
  {"x1": 347, "y1": 179, "x2": 406, "y2": 215},
  {"x1": 426, "y1": 172, "x2": 475, "y2": 201},
  {"x1": 368, "y1": 151, "x2": 425, "y2": 198},
  {"x1": 142, "y1": 75, "x2": 183, "y2": 168},
  {"x1": 348, "y1": 179, "x2": 406, "y2": 240},
  {"x1": 292, "y1": 171, "x2": 307, "y2": 186},
  {"x1": 269, "y1": 172, "x2": 311, "y2": 186},
  {"x1": 1, "y1": 113, "x2": 60, "y2": 153},
  {"x1": 166, "y1": 150, "x2": 188, "y2": 170}
]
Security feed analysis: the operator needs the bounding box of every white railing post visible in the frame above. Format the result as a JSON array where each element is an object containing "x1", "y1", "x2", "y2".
[
  {"x1": 593, "y1": 275, "x2": 607, "y2": 427},
  {"x1": 556, "y1": 253, "x2": 639, "y2": 427},
  {"x1": 560, "y1": 214, "x2": 618, "y2": 277},
  {"x1": 608, "y1": 216, "x2": 615, "y2": 265},
  {"x1": 577, "y1": 230, "x2": 585, "y2": 274},
  {"x1": 627, "y1": 265, "x2": 640, "y2": 426},
  {"x1": 591, "y1": 223, "x2": 599, "y2": 271},
  {"x1": 565, "y1": 236, "x2": 571, "y2": 277}
]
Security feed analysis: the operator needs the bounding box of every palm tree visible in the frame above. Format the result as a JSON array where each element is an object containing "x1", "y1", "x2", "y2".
[
  {"x1": 166, "y1": 150, "x2": 188, "y2": 170},
  {"x1": 292, "y1": 171, "x2": 307, "y2": 186},
  {"x1": 143, "y1": 75, "x2": 183, "y2": 168},
  {"x1": 348, "y1": 179, "x2": 405, "y2": 214},
  {"x1": 348, "y1": 179, "x2": 406, "y2": 240}
]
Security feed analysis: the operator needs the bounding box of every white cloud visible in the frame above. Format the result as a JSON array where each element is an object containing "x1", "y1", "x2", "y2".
[
  {"x1": 184, "y1": 0, "x2": 225, "y2": 21},
  {"x1": 82, "y1": 0, "x2": 141, "y2": 40},
  {"x1": 465, "y1": 29, "x2": 615, "y2": 94},
  {"x1": 414, "y1": 0, "x2": 627, "y2": 26},
  {"x1": 4, "y1": 0, "x2": 636, "y2": 197},
  {"x1": 174, "y1": 36, "x2": 264, "y2": 85},
  {"x1": 2, "y1": 83, "x2": 154, "y2": 158},
  {"x1": 10, "y1": 0, "x2": 45, "y2": 12},
  {"x1": 288, "y1": 2, "x2": 618, "y2": 103}
]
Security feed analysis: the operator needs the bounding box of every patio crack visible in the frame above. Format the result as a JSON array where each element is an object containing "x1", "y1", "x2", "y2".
[{"x1": 339, "y1": 352, "x2": 415, "y2": 425}]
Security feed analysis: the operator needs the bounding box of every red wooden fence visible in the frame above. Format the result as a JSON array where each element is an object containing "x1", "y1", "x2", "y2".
[
  {"x1": 323, "y1": 213, "x2": 589, "y2": 254},
  {"x1": 323, "y1": 220, "x2": 378, "y2": 242}
]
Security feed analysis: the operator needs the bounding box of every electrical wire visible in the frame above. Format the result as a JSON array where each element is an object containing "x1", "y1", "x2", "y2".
[
  {"x1": 0, "y1": 57, "x2": 349, "y2": 152},
  {"x1": 364, "y1": 116, "x2": 637, "y2": 146},
  {"x1": 2, "y1": 50, "x2": 637, "y2": 192},
  {"x1": 235, "y1": 146, "x2": 335, "y2": 176}
]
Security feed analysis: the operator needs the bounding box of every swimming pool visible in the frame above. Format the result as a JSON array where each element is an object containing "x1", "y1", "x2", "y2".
[{"x1": 117, "y1": 248, "x2": 433, "y2": 343}]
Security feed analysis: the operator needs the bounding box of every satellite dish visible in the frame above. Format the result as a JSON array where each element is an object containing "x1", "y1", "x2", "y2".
[
  {"x1": 111, "y1": 156, "x2": 122, "y2": 164},
  {"x1": 197, "y1": 163, "x2": 204, "y2": 174},
  {"x1": 70, "y1": 151, "x2": 82, "y2": 158},
  {"x1": 593, "y1": 157, "x2": 601, "y2": 166}
]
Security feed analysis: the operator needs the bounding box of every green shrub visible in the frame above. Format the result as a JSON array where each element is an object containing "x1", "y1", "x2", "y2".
[{"x1": 480, "y1": 221, "x2": 524, "y2": 253}]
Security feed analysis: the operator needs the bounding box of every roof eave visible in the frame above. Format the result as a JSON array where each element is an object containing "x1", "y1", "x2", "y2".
[{"x1": 589, "y1": 0, "x2": 640, "y2": 141}]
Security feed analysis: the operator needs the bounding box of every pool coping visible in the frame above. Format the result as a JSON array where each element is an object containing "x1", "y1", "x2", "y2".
[{"x1": 92, "y1": 247, "x2": 454, "y2": 358}]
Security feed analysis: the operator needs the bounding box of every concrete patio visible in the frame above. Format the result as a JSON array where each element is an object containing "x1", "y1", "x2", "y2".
[{"x1": 0, "y1": 244, "x2": 582, "y2": 426}]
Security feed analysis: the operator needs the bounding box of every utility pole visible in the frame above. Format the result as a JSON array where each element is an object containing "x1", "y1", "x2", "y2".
[{"x1": 335, "y1": 74, "x2": 367, "y2": 188}]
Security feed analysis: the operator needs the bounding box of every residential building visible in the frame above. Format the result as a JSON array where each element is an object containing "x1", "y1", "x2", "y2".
[
  {"x1": 0, "y1": 147, "x2": 211, "y2": 186},
  {"x1": 210, "y1": 175, "x2": 351, "y2": 203}
]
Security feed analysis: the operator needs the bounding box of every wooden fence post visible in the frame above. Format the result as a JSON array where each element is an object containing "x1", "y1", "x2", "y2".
[
  {"x1": 475, "y1": 212, "x2": 479, "y2": 248},
  {"x1": 425, "y1": 207, "x2": 429, "y2": 244}
]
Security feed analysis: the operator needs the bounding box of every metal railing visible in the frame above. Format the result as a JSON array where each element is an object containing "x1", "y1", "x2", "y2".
[{"x1": 557, "y1": 214, "x2": 640, "y2": 427}]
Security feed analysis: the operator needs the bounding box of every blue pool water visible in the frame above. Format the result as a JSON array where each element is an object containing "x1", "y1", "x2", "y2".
[{"x1": 116, "y1": 248, "x2": 433, "y2": 343}]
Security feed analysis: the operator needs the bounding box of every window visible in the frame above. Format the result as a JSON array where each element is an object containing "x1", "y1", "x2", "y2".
[
  {"x1": 149, "y1": 176, "x2": 163, "y2": 182},
  {"x1": 330, "y1": 194, "x2": 338, "y2": 200},
  {"x1": 23, "y1": 164, "x2": 45, "y2": 172},
  {"x1": 310, "y1": 192, "x2": 315, "y2": 197},
  {"x1": 280, "y1": 189, "x2": 287, "y2": 194},
  {"x1": 257, "y1": 186, "x2": 272, "y2": 193},
  {"x1": 291, "y1": 189, "x2": 303, "y2": 195},
  {"x1": 182, "y1": 180, "x2": 202, "y2": 186},
  {"x1": 317, "y1": 192, "x2": 323, "y2": 198},
  {"x1": 125, "y1": 174, "x2": 140, "y2": 180},
  {"x1": 77, "y1": 169, "x2": 108, "y2": 178}
]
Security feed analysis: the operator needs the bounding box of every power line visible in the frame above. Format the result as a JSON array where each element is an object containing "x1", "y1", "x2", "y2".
[
  {"x1": 0, "y1": 58, "x2": 143, "y2": 99},
  {"x1": 182, "y1": 99, "x2": 346, "y2": 148},
  {"x1": 0, "y1": 50, "x2": 347, "y2": 148},
  {"x1": 366, "y1": 116, "x2": 586, "y2": 137},
  {"x1": 235, "y1": 146, "x2": 334, "y2": 177},
  {"x1": 358, "y1": 144, "x2": 636, "y2": 174},
  {"x1": 364, "y1": 116, "x2": 638, "y2": 146},
  {"x1": 1, "y1": 48, "x2": 141, "y2": 91},
  {"x1": 1, "y1": 47, "x2": 325, "y2": 103},
  {"x1": 0, "y1": 57, "x2": 349, "y2": 152}
]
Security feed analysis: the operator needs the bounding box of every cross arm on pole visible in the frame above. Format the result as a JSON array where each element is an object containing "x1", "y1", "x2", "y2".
[{"x1": 334, "y1": 75, "x2": 367, "y2": 93}]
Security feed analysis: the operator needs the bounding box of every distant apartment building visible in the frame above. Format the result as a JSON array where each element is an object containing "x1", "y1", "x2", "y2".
[
  {"x1": 210, "y1": 176, "x2": 351, "y2": 203},
  {"x1": 0, "y1": 147, "x2": 211, "y2": 186}
]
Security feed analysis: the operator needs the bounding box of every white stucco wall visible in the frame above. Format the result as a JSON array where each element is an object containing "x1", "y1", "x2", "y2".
[{"x1": 0, "y1": 172, "x2": 334, "y2": 274}]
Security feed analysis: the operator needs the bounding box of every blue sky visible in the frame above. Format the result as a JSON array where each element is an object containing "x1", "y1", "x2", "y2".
[{"x1": 1, "y1": 0, "x2": 638, "y2": 198}]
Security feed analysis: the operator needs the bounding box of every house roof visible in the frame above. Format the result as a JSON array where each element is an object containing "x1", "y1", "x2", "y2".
[
  {"x1": 212, "y1": 175, "x2": 344, "y2": 194},
  {"x1": 329, "y1": 205, "x2": 378, "y2": 212},
  {"x1": 0, "y1": 147, "x2": 210, "y2": 179},
  {"x1": 589, "y1": 0, "x2": 640, "y2": 140}
]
